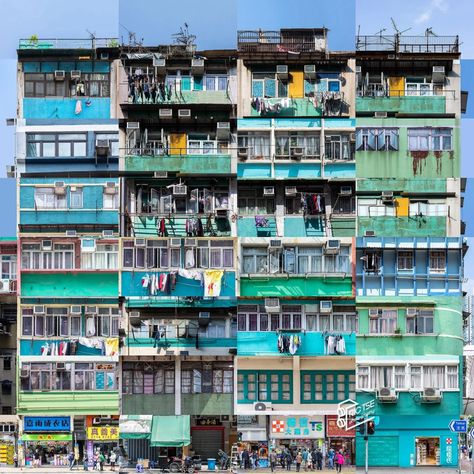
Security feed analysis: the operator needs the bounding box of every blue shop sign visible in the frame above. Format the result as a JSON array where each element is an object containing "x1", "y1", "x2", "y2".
[{"x1": 24, "y1": 417, "x2": 71, "y2": 432}]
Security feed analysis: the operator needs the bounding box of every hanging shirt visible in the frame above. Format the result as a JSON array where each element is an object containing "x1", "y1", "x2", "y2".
[
  {"x1": 203, "y1": 270, "x2": 224, "y2": 297},
  {"x1": 185, "y1": 248, "x2": 195, "y2": 268}
]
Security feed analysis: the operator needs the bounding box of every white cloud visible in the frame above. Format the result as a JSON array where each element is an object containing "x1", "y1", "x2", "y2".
[{"x1": 415, "y1": 0, "x2": 449, "y2": 24}]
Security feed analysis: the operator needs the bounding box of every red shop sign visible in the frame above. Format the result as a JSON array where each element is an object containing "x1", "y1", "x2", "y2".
[{"x1": 326, "y1": 415, "x2": 355, "y2": 438}]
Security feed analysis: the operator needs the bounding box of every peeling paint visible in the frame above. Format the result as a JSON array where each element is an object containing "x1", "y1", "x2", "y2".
[{"x1": 410, "y1": 150, "x2": 429, "y2": 176}]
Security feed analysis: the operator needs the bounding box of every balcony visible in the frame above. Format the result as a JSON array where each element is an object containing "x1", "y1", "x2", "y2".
[
  {"x1": 123, "y1": 147, "x2": 233, "y2": 175},
  {"x1": 356, "y1": 35, "x2": 459, "y2": 54},
  {"x1": 19, "y1": 38, "x2": 118, "y2": 50},
  {"x1": 0, "y1": 279, "x2": 17, "y2": 295}
]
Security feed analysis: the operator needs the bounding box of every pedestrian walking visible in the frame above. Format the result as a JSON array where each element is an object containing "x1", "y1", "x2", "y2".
[
  {"x1": 295, "y1": 452, "x2": 302, "y2": 472},
  {"x1": 286, "y1": 450, "x2": 292, "y2": 471},
  {"x1": 68, "y1": 451, "x2": 75, "y2": 470},
  {"x1": 335, "y1": 451, "x2": 344, "y2": 473},
  {"x1": 315, "y1": 450, "x2": 323, "y2": 471},
  {"x1": 110, "y1": 451, "x2": 117, "y2": 471},
  {"x1": 269, "y1": 450, "x2": 277, "y2": 473},
  {"x1": 327, "y1": 448, "x2": 335, "y2": 470}
]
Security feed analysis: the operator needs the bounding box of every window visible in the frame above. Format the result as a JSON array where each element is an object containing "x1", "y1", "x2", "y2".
[
  {"x1": 34, "y1": 188, "x2": 66, "y2": 209},
  {"x1": 252, "y1": 73, "x2": 287, "y2": 98},
  {"x1": 3, "y1": 358, "x2": 11, "y2": 371},
  {"x1": 356, "y1": 129, "x2": 399, "y2": 151},
  {"x1": 429, "y1": 251, "x2": 446, "y2": 273},
  {"x1": 21, "y1": 243, "x2": 74, "y2": 270},
  {"x1": 203, "y1": 75, "x2": 228, "y2": 91},
  {"x1": 238, "y1": 306, "x2": 302, "y2": 332},
  {"x1": 406, "y1": 309, "x2": 434, "y2": 334},
  {"x1": 237, "y1": 370, "x2": 292, "y2": 403},
  {"x1": 369, "y1": 309, "x2": 397, "y2": 334},
  {"x1": 27, "y1": 133, "x2": 87, "y2": 158},
  {"x1": 362, "y1": 251, "x2": 382, "y2": 273},
  {"x1": 1, "y1": 255, "x2": 17, "y2": 280},
  {"x1": 406, "y1": 80, "x2": 433, "y2": 96},
  {"x1": 238, "y1": 133, "x2": 271, "y2": 160},
  {"x1": 95, "y1": 133, "x2": 119, "y2": 157},
  {"x1": 307, "y1": 312, "x2": 357, "y2": 333},
  {"x1": 198, "y1": 321, "x2": 227, "y2": 338},
  {"x1": 357, "y1": 366, "x2": 369, "y2": 389},
  {"x1": 70, "y1": 73, "x2": 110, "y2": 97},
  {"x1": 70, "y1": 188, "x2": 83, "y2": 209},
  {"x1": 408, "y1": 128, "x2": 452, "y2": 151},
  {"x1": 238, "y1": 189, "x2": 275, "y2": 215},
  {"x1": 409, "y1": 202, "x2": 448, "y2": 217},
  {"x1": 302, "y1": 371, "x2": 355, "y2": 403},
  {"x1": 81, "y1": 244, "x2": 118, "y2": 270},
  {"x1": 410, "y1": 366, "x2": 422, "y2": 389},
  {"x1": 181, "y1": 362, "x2": 233, "y2": 394},
  {"x1": 24, "y1": 73, "x2": 66, "y2": 97},
  {"x1": 103, "y1": 191, "x2": 119, "y2": 210},
  {"x1": 397, "y1": 251, "x2": 413, "y2": 271},
  {"x1": 122, "y1": 362, "x2": 174, "y2": 395},
  {"x1": 325, "y1": 135, "x2": 354, "y2": 161},
  {"x1": 85, "y1": 308, "x2": 120, "y2": 337}
]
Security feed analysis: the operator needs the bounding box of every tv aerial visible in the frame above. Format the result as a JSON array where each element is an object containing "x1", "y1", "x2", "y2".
[
  {"x1": 390, "y1": 18, "x2": 412, "y2": 36},
  {"x1": 172, "y1": 23, "x2": 196, "y2": 48},
  {"x1": 425, "y1": 27, "x2": 438, "y2": 37}
]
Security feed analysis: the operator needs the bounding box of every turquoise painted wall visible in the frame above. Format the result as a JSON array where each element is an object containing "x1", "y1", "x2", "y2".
[
  {"x1": 20, "y1": 210, "x2": 118, "y2": 226},
  {"x1": 20, "y1": 339, "x2": 104, "y2": 356},
  {"x1": 238, "y1": 217, "x2": 278, "y2": 237},
  {"x1": 358, "y1": 216, "x2": 447, "y2": 237},
  {"x1": 21, "y1": 272, "x2": 118, "y2": 298},
  {"x1": 121, "y1": 271, "x2": 235, "y2": 298},
  {"x1": 331, "y1": 218, "x2": 356, "y2": 237},
  {"x1": 23, "y1": 98, "x2": 111, "y2": 120},
  {"x1": 124, "y1": 154, "x2": 231, "y2": 174},
  {"x1": 126, "y1": 337, "x2": 236, "y2": 349},
  {"x1": 239, "y1": 276, "x2": 353, "y2": 297},
  {"x1": 356, "y1": 96, "x2": 446, "y2": 115},
  {"x1": 22, "y1": 61, "x2": 110, "y2": 73},
  {"x1": 237, "y1": 332, "x2": 355, "y2": 356}
]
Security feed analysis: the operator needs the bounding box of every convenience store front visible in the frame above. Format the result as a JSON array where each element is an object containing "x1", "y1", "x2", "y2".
[{"x1": 268, "y1": 415, "x2": 324, "y2": 451}]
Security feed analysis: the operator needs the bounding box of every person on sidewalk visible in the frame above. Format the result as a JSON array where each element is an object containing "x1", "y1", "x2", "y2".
[
  {"x1": 315, "y1": 450, "x2": 323, "y2": 471},
  {"x1": 269, "y1": 450, "x2": 277, "y2": 473},
  {"x1": 295, "y1": 452, "x2": 302, "y2": 472},
  {"x1": 285, "y1": 450, "x2": 292, "y2": 471},
  {"x1": 327, "y1": 448, "x2": 335, "y2": 470},
  {"x1": 302, "y1": 449, "x2": 308, "y2": 471},
  {"x1": 68, "y1": 451, "x2": 75, "y2": 470},
  {"x1": 33, "y1": 449, "x2": 40, "y2": 468},
  {"x1": 334, "y1": 451, "x2": 344, "y2": 473},
  {"x1": 110, "y1": 451, "x2": 117, "y2": 471}
]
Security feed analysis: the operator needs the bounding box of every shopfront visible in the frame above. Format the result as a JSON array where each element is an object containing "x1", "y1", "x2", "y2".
[
  {"x1": 269, "y1": 415, "x2": 324, "y2": 452},
  {"x1": 0, "y1": 421, "x2": 17, "y2": 465},
  {"x1": 325, "y1": 415, "x2": 355, "y2": 465},
  {"x1": 21, "y1": 416, "x2": 72, "y2": 466},
  {"x1": 237, "y1": 415, "x2": 268, "y2": 468},
  {"x1": 416, "y1": 437, "x2": 440, "y2": 466},
  {"x1": 85, "y1": 416, "x2": 119, "y2": 456}
]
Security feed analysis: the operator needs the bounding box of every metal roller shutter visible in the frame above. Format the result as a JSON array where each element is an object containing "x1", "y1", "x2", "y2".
[{"x1": 191, "y1": 428, "x2": 223, "y2": 461}]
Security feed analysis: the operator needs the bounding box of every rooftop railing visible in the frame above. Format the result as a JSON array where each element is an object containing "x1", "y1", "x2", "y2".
[
  {"x1": 19, "y1": 38, "x2": 119, "y2": 50},
  {"x1": 237, "y1": 30, "x2": 326, "y2": 53},
  {"x1": 356, "y1": 35, "x2": 459, "y2": 53}
]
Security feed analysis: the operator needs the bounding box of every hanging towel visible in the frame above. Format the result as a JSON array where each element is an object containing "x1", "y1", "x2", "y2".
[
  {"x1": 104, "y1": 338, "x2": 119, "y2": 357},
  {"x1": 75, "y1": 99, "x2": 82, "y2": 115},
  {"x1": 86, "y1": 317, "x2": 96, "y2": 337},
  {"x1": 204, "y1": 270, "x2": 224, "y2": 297},
  {"x1": 178, "y1": 268, "x2": 203, "y2": 282},
  {"x1": 185, "y1": 248, "x2": 195, "y2": 268},
  {"x1": 141, "y1": 274, "x2": 150, "y2": 288}
]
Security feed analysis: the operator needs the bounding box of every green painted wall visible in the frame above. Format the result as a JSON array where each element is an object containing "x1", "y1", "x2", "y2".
[
  {"x1": 356, "y1": 96, "x2": 446, "y2": 115},
  {"x1": 181, "y1": 394, "x2": 233, "y2": 415},
  {"x1": 330, "y1": 218, "x2": 356, "y2": 237},
  {"x1": 124, "y1": 154, "x2": 232, "y2": 174},
  {"x1": 21, "y1": 272, "x2": 118, "y2": 298},
  {"x1": 356, "y1": 118, "x2": 459, "y2": 179},
  {"x1": 239, "y1": 276, "x2": 353, "y2": 297},
  {"x1": 122, "y1": 394, "x2": 175, "y2": 415},
  {"x1": 357, "y1": 178, "x2": 447, "y2": 193},
  {"x1": 358, "y1": 216, "x2": 447, "y2": 237},
  {"x1": 17, "y1": 391, "x2": 119, "y2": 415},
  {"x1": 249, "y1": 98, "x2": 351, "y2": 118}
]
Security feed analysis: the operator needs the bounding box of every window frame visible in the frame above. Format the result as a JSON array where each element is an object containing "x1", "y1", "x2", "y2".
[
  {"x1": 237, "y1": 370, "x2": 293, "y2": 404},
  {"x1": 301, "y1": 370, "x2": 355, "y2": 403}
]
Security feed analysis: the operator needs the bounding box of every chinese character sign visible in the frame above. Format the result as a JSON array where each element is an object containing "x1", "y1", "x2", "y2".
[
  {"x1": 24, "y1": 417, "x2": 71, "y2": 432},
  {"x1": 269, "y1": 416, "x2": 324, "y2": 439},
  {"x1": 446, "y1": 438, "x2": 453, "y2": 464},
  {"x1": 87, "y1": 426, "x2": 119, "y2": 440}
]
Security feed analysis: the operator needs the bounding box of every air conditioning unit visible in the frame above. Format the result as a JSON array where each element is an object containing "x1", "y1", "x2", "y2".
[
  {"x1": 0, "y1": 280, "x2": 10, "y2": 294},
  {"x1": 70, "y1": 305, "x2": 82, "y2": 315},
  {"x1": 81, "y1": 238, "x2": 96, "y2": 252},
  {"x1": 432, "y1": 66, "x2": 446, "y2": 83},
  {"x1": 153, "y1": 56, "x2": 166, "y2": 69},
  {"x1": 217, "y1": 122, "x2": 231, "y2": 140},
  {"x1": 304, "y1": 64, "x2": 316, "y2": 79},
  {"x1": 154, "y1": 171, "x2": 168, "y2": 178},
  {"x1": 95, "y1": 139, "x2": 110, "y2": 155},
  {"x1": 421, "y1": 387, "x2": 442, "y2": 402},
  {"x1": 290, "y1": 147, "x2": 304, "y2": 159},
  {"x1": 129, "y1": 311, "x2": 141, "y2": 318},
  {"x1": 381, "y1": 191, "x2": 394, "y2": 202},
  {"x1": 102, "y1": 230, "x2": 114, "y2": 238},
  {"x1": 85, "y1": 306, "x2": 97, "y2": 314},
  {"x1": 285, "y1": 186, "x2": 297, "y2": 196},
  {"x1": 264, "y1": 298, "x2": 280, "y2": 313},
  {"x1": 365, "y1": 230, "x2": 376, "y2": 237},
  {"x1": 268, "y1": 239, "x2": 282, "y2": 249},
  {"x1": 254, "y1": 401, "x2": 272, "y2": 412},
  {"x1": 184, "y1": 238, "x2": 197, "y2": 247},
  {"x1": 199, "y1": 312, "x2": 210, "y2": 319},
  {"x1": 20, "y1": 369, "x2": 29, "y2": 378},
  {"x1": 369, "y1": 308, "x2": 382, "y2": 318},
  {"x1": 66, "y1": 230, "x2": 77, "y2": 237},
  {"x1": 377, "y1": 387, "x2": 398, "y2": 402},
  {"x1": 134, "y1": 238, "x2": 146, "y2": 247},
  {"x1": 126, "y1": 122, "x2": 140, "y2": 130},
  {"x1": 191, "y1": 58, "x2": 205, "y2": 74},
  {"x1": 324, "y1": 239, "x2": 340, "y2": 254},
  {"x1": 41, "y1": 240, "x2": 53, "y2": 251},
  {"x1": 54, "y1": 181, "x2": 66, "y2": 195},
  {"x1": 276, "y1": 65, "x2": 288, "y2": 80},
  {"x1": 340, "y1": 186, "x2": 353, "y2": 195},
  {"x1": 238, "y1": 147, "x2": 248, "y2": 160},
  {"x1": 54, "y1": 70, "x2": 66, "y2": 81},
  {"x1": 104, "y1": 182, "x2": 117, "y2": 194},
  {"x1": 406, "y1": 308, "x2": 418, "y2": 317},
  {"x1": 172, "y1": 185, "x2": 187, "y2": 196},
  {"x1": 56, "y1": 362, "x2": 66, "y2": 371},
  {"x1": 320, "y1": 301, "x2": 333, "y2": 313},
  {"x1": 70, "y1": 70, "x2": 81, "y2": 80},
  {"x1": 263, "y1": 187, "x2": 275, "y2": 196},
  {"x1": 170, "y1": 238, "x2": 181, "y2": 248},
  {"x1": 159, "y1": 109, "x2": 173, "y2": 118},
  {"x1": 129, "y1": 311, "x2": 141, "y2": 327},
  {"x1": 33, "y1": 305, "x2": 45, "y2": 314},
  {"x1": 178, "y1": 109, "x2": 191, "y2": 118},
  {"x1": 374, "y1": 111, "x2": 387, "y2": 118}
]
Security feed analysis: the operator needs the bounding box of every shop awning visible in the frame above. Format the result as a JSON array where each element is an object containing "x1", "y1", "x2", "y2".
[
  {"x1": 150, "y1": 415, "x2": 190, "y2": 447},
  {"x1": 119, "y1": 415, "x2": 152, "y2": 440}
]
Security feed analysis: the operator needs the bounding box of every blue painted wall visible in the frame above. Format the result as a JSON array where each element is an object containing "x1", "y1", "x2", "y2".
[{"x1": 23, "y1": 98, "x2": 111, "y2": 120}]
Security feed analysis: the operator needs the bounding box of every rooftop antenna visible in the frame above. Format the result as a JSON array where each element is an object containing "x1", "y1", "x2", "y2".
[
  {"x1": 86, "y1": 29, "x2": 96, "y2": 40},
  {"x1": 425, "y1": 27, "x2": 438, "y2": 37},
  {"x1": 172, "y1": 23, "x2": 196, "y2": 48},
  {"x1": 390, "y1": 17, "x2": 411, "y2": 36},
  {"x1": 120, "y1": 23, "x2": 141, "y2": 47},
  {"x1": 374, "y1": 28, "x2": 387, "y2": 37}
]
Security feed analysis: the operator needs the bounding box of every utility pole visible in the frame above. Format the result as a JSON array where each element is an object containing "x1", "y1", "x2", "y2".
[{"x1": 364, "y1": 421, "x2": 369, "y2": 474}]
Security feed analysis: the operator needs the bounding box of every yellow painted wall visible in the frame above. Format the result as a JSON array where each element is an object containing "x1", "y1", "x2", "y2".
[
  {"x1": 395, "y1": 197, "x2": 410, "y2": 217},
  {"x1": 389, "y1": 77, "x2": 405, "y2": 97},
  {"x1": 169, "y1": 133, "x2": 187, "y2": 155},
  {"x1": 289, "y1": 71, "x2": 304, "y2": 98}
]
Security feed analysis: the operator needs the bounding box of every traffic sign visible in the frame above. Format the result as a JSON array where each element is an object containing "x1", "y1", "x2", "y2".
[
  {"x1": 449, "y1": 419, "x2": 467, "y2": 433},
  {"x1": 469, "y1": 427, "x2": 474, "y2": 439}
]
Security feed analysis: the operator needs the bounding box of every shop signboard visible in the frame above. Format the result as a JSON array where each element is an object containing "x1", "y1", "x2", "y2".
[
  {"x1": 24, "y1": 416, "x2": 70, "y2": 432},
  {"x1": 87, "y1": 426, "x2": 119, "y2": 440},
  {"x1": 21, "y1": 433, "x2": 72, "y2": 441},
  {"x1": 269, "y1": 416, "x2": 324, "y2": 439},
  {"x1": 86, "y1": 440, "x2": 94, "y2": 469},
  {"x1": 326, "y1": 415, "x2": 355, "y2": 438}
]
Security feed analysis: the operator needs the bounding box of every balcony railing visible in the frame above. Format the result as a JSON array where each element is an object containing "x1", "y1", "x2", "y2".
[
  {"x1": 357, "y1": 85, "x2": 456, "y2": 99},
  {"x1": 19, "y1": 38, "x2": 118, "y2": 50},
  {"x1": 238, "y1": 30, "x2": 326, "y2": 53},
  {"x1": 356, "y1": 35, "x2": 459, "y2": 53},
  {"x1": 124, "y1": 144, "x2": 231, "y2": 156}
]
